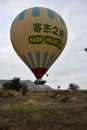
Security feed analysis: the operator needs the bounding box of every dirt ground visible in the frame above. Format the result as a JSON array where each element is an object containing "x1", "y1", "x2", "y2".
[{"x1": 0, "y1": 90, "x2": 87, "y2": 130}]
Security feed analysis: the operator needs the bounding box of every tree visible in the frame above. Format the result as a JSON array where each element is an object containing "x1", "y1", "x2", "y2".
[
  {"x1": 10, "y1": 77, "x2": 21, "y2": 91},
  {"x1": 68, "y1": 83, "x2": 80, "y2": 92},
  {"x1": 2, "y1": 77, "x2": 28, "y2": 95}
]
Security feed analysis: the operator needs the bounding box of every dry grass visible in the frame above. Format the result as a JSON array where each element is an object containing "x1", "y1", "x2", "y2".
[{"x1": 0, "y1": 90, "x2": 87, "y2": 130}]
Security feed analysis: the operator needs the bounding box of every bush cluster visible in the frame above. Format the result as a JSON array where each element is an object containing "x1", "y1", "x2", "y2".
[{"x1": 2, "y1": 77, "x2": 28, "y2": 96}]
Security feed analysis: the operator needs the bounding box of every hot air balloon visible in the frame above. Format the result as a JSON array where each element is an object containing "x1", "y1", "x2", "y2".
[
  {"x1": 10, "y1": 7, "x2": 68, "y2": 84},
  {"x1": 84, "y1": 48, "x2": 87, "y2": 52}
]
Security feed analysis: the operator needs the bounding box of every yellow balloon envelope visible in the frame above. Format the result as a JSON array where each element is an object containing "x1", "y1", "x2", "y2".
[{"x1": 10, "y1": 7, "x2": 68, "y2": 79}]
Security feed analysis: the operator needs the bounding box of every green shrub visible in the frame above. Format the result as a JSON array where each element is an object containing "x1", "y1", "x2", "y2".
[
  {"x1": 0, "y1": 90, "x2": 4, "y2": 97},
  {"x1": 2, "y1": 82, "x2": 10, "y2": 92},
  {"x1": 61, "y1": 96, "x2": 70, "y2": 103},
  {"x1": 21, "y1": 83, "x2": 28, "y2": 95},
  {"x1": 0, "y1": 118, "x2": 11, "y2": 128},
  {"x1": 2, "y1": 77, "x2": 28, "y2": 96}
]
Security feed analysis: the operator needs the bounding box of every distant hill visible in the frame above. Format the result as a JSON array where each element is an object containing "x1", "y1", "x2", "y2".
[{"x1": 0, "y1": 79, "x2": 53, "y2": 91}]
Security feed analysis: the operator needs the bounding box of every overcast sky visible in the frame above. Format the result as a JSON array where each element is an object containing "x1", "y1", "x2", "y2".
[{"x1": 0, "y1": 0, "x2": 87, "y2": 89}]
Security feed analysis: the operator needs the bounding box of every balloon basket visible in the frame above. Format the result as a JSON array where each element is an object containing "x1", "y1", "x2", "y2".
[{"x1": 34, "y1": 79, "x2": 46, "y2": 85}]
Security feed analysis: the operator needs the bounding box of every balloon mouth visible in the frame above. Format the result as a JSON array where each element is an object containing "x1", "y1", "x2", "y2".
[{"x1": 31, "y1": 68, "x2": 48, "y2": 79}]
